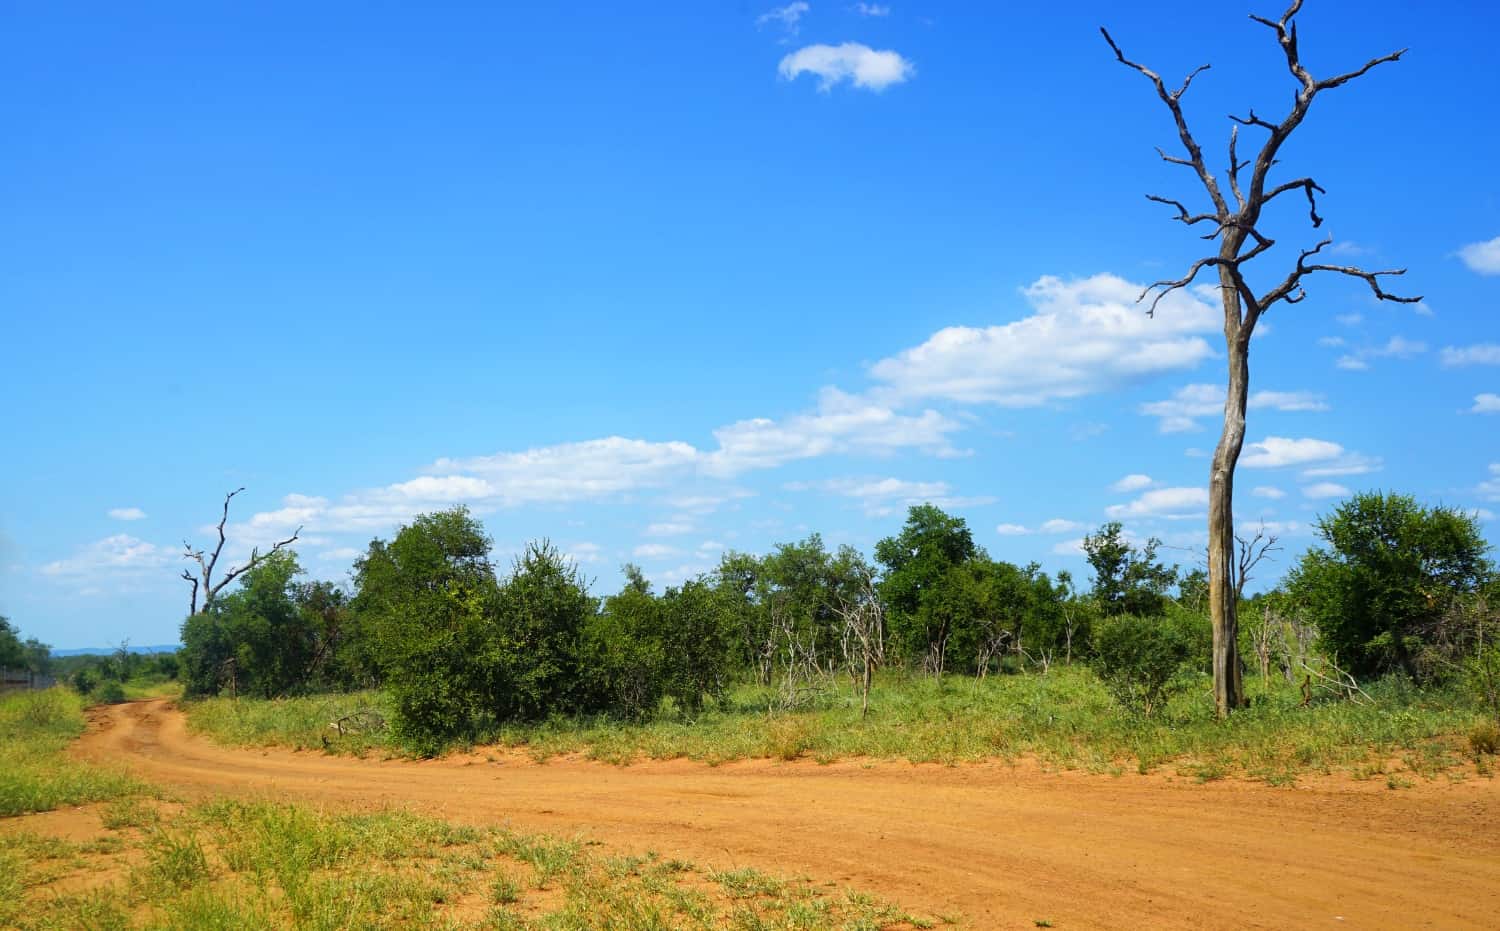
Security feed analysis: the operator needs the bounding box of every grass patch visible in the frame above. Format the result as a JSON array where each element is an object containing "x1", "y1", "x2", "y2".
[
  {"x1": 186, "y1": 666, "x2": 1493, "y2": 783},
  {"x1": 2, "y1": 799, "x2": 935, "y2": 929},
  {"x1": 0, "y1": 688, "x2": 144, "y2": 817}
]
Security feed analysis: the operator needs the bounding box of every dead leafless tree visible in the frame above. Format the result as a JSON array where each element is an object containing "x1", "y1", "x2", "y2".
[
  {"x1": 180, "y1": 488, "x2": 300, "y2": 615},
  {"x1": 1103, "y1": 1, "x2": 1418, "y2": 716},
  {"x1": 1232, "y1": 523, "x2": 1282, "y2": 602},
  {"x1": 835, "y1": 567, "x2": 886, "y2": 718}
]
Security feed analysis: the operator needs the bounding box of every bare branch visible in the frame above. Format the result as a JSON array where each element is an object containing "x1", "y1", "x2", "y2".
[
  {"x1": 209, "y1": 526, "x2": 303, "y2": 602},
  {"x1": 1139, "y1": 256, "x2": 1221, "y2": 316},
  {"x1": 1317, "y1": 49, "x2": 1407, "y2": 91},
  {"x1": 1101, "y1": 27, "x2": 1230, "y2": 219},
  {"x1": 1228, "y1": 109, "x2": 1278, "y2": 132},
  {"x1": 1300, "y1": 263, "x2": 1421, "y2": 302},
  {"x1": 1145, "y1": 194, "x2": 1218, "y2": 227},
  {"x1": 1264, "y1": 177, "x2": 1325, "y2": 227},
  {"x1": 179, "y1": 488, "x2": 301, "y2": 615}
]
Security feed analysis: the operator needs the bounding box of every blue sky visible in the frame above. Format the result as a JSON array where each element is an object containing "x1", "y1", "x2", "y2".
[{"x1": 2, "y1": 1, "x2": 1496, "y2": 648}]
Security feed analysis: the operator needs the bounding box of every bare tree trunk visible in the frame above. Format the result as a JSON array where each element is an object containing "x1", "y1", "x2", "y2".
[{"x1": 1209, "y1": 300, "x2": 1249, "y2": 717}]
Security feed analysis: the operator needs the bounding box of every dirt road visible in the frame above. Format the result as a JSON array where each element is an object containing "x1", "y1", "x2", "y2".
[{"x1": 74, "y1": 700, "x2": 1500, "y2": 929}]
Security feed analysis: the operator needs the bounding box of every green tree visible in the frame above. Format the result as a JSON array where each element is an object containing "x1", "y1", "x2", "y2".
[
  {"x1": 1091, "y1": 613, "x2": 1197, "y2": 716},
  {"x1": 180, "y1": 550, "x2": 314, "y2": 698},
  {"x1": 875, "y1": 505, "x2": 979, "y2": 667},
  {"x1": 1082, "y1": 522, "x2": 1177, "y2": 617},
  {"x1": 489, "y1": 540, "x2": 598, "y2": 721},
  {"x1": 354, "y1": 508, "x2": 499, "y2": 749},
  {"x1": 0, "y1": 617, "x2": 50, "y2": 674},
  {"x1": 1287, "y1": 492, "x2": 1492, "y2": 679}
]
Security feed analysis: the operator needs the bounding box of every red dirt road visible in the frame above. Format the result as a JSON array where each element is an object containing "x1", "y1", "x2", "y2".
[{"x1": 75, "y1": 700, "x2": 1500, "y2": 929}]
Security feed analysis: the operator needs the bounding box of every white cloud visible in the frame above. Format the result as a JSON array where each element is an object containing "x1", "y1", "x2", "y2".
[
  {"x1": 1336, "y1": 313, "x2": 1363, "y2": 327},
  {"x1": 1302, "y1": 482, "x2": 1350, "y2": 499},
  {"x1": 1480, "y1": 463, "x2": 1500, "y2": 502},
  {"x1": 1051, "y1": 538, "x2": 1087, "y2": 556},
  {"x1": 1251, "y1": 486, "x2": 1286, "y2": 500},
  {"x1": 1301, "y1": 452, "x2": 1382, "y2": 477},
  {"x1": 853, "y1": 3, "x2": 891, "y2": 15},
  {"x1": 1441, "y1": 344, "x2": 1500, "y2": 367},
  {"x1": 778, "y1": 42, "x2": 914, "y2": 91},
  {"x1": 566, "y1": 542, "x2": 603, "y2": 564},
  {"x1": 1458, "y1": 236, "x2": 1500, "y2": 275},
  {"x1": 433, "y1": 438, "x2": 697, "y2": 505},
  {"x1": 790, "y1": 476, "x2": 994, "y2": 517},
  {"x1": 757, "y1": 2, "x2": 809, "y2": 35},
  {"x1": 1105, "y1": 486, "x2": 1208, "y2": 519},
  {"x1": 1140, "y1": 384, "x2": 1328, "y2": 432},
  {"x1": 706, "y1": 388, "x2": 961, "y2": 475},
  {"x1": 1337, "y1": 336, "x2": 1427, "y2": 372},
  {"x1": 317, "y1": 547, "x2": 363, "y2": 562},
  {"x1": 1040, "y1": 518, "x2": 1084, "y2": 533},
  {"x1": 1317, "y1": 336, "x2": 1346, "y2": 348},
  {"x1": 871, "y1": 274, "x2": 1217, "y2": 407},
  {"x1": 42, "y1": 535, "x2": 171, "y2": 578},
  {"x1": 695, "y1": 540, "x2": 726, "y2": 557},
  {"x1": 1472, "y1": 393, "x2": 1500, "y2": 414},
  {"x1": 1328, "y1": 241, "x2": 1371, "y2": 257},
  {"x1": 107, "y1": 507, "x2": 147, "y2": 521},
  {"x1": 1240, "y1": 436, "x2": 1344, "y2": 469},
  {"x1": 995, "y1": 517, "x2": 1083, "y2": 536},
  {"x1": 1111, "y1": 474, "x2": 1156, "y2": 493},
  {"x1": 1467, "y1": 508, "x2": 1495, "y2": 522},
  {"x1": 644, "y1": 521, "x2": 694, "y2": 537},
  {"x1": 633, "y1": 543, "x2": 679, "y2": 559}
]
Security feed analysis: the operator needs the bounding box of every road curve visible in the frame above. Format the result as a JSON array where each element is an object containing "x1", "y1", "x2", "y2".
[{"x1": 75, "y1": 700, "x2": 1500, "y2": 929}]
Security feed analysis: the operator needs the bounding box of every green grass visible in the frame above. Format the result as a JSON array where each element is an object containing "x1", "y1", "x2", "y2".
[
  {"x1": 2, "y1": 799, "x2": 934, "y2": 930},
  {"x1": 0, "y1": 688, "x2": 144, "y2": 817},
  {"x1": 185, "y1": 665, "x2": 1491, "y2": 783}
]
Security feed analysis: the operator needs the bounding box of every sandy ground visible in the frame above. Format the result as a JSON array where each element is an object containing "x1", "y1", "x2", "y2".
[{"x1": 66, "y1": 699, "x2": 1500, "y2": 929}]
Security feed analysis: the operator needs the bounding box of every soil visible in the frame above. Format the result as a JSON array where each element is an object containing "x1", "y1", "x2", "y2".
[{"x1": 68, "y1": 699, "x2": 1500, "y2": 929}]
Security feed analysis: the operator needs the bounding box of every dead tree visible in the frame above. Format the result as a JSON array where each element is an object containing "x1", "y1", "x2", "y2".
[
  {"x1": 1103, "y1": 1, "x2": 1418, "y2": 716},
  {"x1": 835, "y1": 567, "x2": 886, "y2": 718},
  {"x1": 180, "y1": 488, "x2": 300, "y2": 615}
]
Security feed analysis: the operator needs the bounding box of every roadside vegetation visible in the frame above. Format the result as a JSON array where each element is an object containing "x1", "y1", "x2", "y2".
[
  {"x1": 162, "y1": 492, "x2": 1499, "y2": 781},
  {"x1": 0, "y1": 688, "x2": 142, "y2": 817}
]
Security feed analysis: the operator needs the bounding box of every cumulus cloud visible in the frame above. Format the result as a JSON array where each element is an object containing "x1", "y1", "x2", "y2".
[
  {"x1": 1140, "y1": 384, "x2": 1328, "y2": 433},
  {"x1": 107, "y1": 507, "x2": 147, "y2": 521},
  {"x1": 995, "y1": 517, "x2": 1083, "y2": 536},
  {"x1": 1302, "y1": 482, "x2": 1350, "y2": 499},
  {"x1": 566, "y1": 542, "x2": 603, "y2": 564},
  {"x1": 871, "y1": 275, "x2": 1217, "y2": 407},
  {"x1": 853, "y1": 3, "x2": 891, "y2": 14},
  {"x1": 789, "y1": 476, "x2": 994, "y2": 517},
  {"x1": 1458, "y1": 236, "x2": 1500, "y2": 275},
  {"x1": 706, "y1": 388, "x2": 961, "y2": 475},
  {"x1": 1441, "y1": 344, "x2": 1500, "y2": 367},
  {"x1": 1336, "y1": 336, "x2": 1426, "y2": 372},
  {"x1": 995, "y1": 523, "x2": 1030, "y2": 536},
  {"x1": 778, "y1": 42, "x2": 914, "y2": 91},
  {"x1": 1240, "y1": 436, "x2": 1344, "y2": 469},
  {"x1": 1251, "y1": 486, "x2": 1286, "y2": 499},
  {"x1": 1105, "y1": 486, "x2": 1208, "y2": 519},
  {"x1": 42, "y1": 535, "x2": 171, "y2": 578},
  {"x1": 1472, "y1": 393, "x2": 1500, "y2": 414},
  {"x1": 644, "y1": 521, "x2": 695, "y2": 537},
  {"x1": 1111, "y1": 474, "x2": 1155, "y2": 493}
]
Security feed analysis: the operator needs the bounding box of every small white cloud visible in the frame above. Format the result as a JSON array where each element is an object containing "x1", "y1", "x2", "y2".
[
  {"x1": 792, "y1": 476, "x2": 994, "y2": 517},
  {"x1": 1241, "y1": 436, "x2": 1344, "y2": 469},
  {"x1": 107, "y1": 507, "x2": 147, "y2": 521},
  {"x1": 566, "y1": 542, "x2": 603, "y2": 564},
  {"x1": 1467, "y1": 508, "x2": 1496, "y2": 522},
  {"x1": 1039, "y1": 518, "x2": 1083, "y2": 534},
  {"x1": 1105, "y1": 486, "x2": 1208, "y2": 519},
  {"x1": 1413, "y1": 301, "x2": 1435, "y2": 318},
  {"x1": 1337, "y1": 336, "x2": 1427, "y2": 371},
  {"x1": 995, "y1": 523, "x2": 1030, "y2": 536},
  {"x1": 1472, "y1": 393, "x2": 1500, "y2": 414},
  {"x1": 317, "y1": 547, "x2": 362, "y2": 562},
  {"x1": 1328, "y1": 241, "x2": 1371, "y2": 257},
  {"x1": 42, "y1": 535, "x2": 171, "y2": 578},
  {"x1": 778, "y1": 42, "x2": 914, "y2": 91},
  {"x1": 1441, "y1": 344, "x2": 1500, "y2": 367},
  {"x1": 757, "y1": 2, "x2": 810, "y2": 35},
  {"x1": 633, "y1": 543, "x2": 679, "y2": 559},
  {"x1": 1458, "y1": 236, "x2": 1500, "y2": 275},
  {"x1": 1051, "y1": 538, "x2": 1087, "y2": 556},
  {"x1": 1140, "y1": 384, "x2": 1327, "y2": 432},
  {"x1": 1480, "y1": 463, "x2": 1500, "y2": 502},
  {"x1": 1111, "y1": 474, "x2": 1155, "y2": 493},
  {"x1": 1335, "y1": 313, "x2": 1363, "y2": 327},
  {"x1": 1303, "y1": 482, "x2": 1350, "y2": 499},
  {"x1": 853, "y1": 2, "x2": 891, "y2": 14},
  {"x1": 1317, "y1": 336, "x2": 1346, "y2": 348},
  {"x1": 644, "y1": 521, "x2": 694, "y2": 537},
  {"x1": 1251, "y1": 486, "x2": 1286, "y2": 500}
]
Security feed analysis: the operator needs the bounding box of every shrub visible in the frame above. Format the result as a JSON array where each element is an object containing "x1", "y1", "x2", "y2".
[
  {"x1": 1090, "y1": 613, "x2": 1195, "y2": 716},
  {"x1": 1469, "y1": 721, "x2": 1500, "y2": 757},
  {"x1": 96, "y1": 681, "x2": 127, "y2": 705}
]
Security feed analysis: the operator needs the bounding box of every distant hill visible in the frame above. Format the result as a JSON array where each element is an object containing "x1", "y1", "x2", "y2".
[{"x1": 51, "y1": 644, "x2": 180, "y2": 657}]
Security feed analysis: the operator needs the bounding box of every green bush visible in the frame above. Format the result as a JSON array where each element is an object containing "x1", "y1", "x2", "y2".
[
  {"x1": 1090, "y1": 613, "x2": 1196, "y2": 716},
  {"x1": 95, "y1": 680, "x2": 127, "y2": 704}
]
